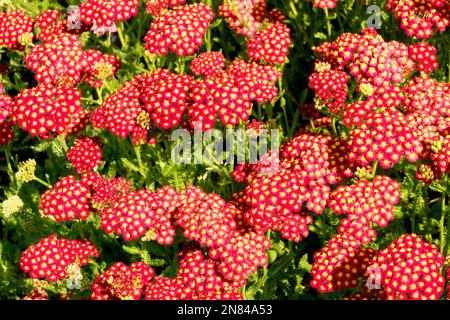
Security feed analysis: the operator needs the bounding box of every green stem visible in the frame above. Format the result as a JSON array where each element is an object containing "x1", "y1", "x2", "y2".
[
  {"x1": 448, "y1": 46, "x2": 450, "y2": 82},
  {"x1": 262, "y1": 230, "x2": 271, "y2": 299},
  {"x1": 205, "y1": 29, "x2": 212, "y2": 52},
  {"x1": 133, "y1": 144, "x2": 147, "y2": 179},
  {"x1": 57, "y1": 135, "x2": 69, "y2": 153},
  {"x1": 440, "y1": 193, "x2": 447, "y2": 253},
  {"x1": 95, "y1": 87, "x2": 103, "y2": 105},
  {"x1": 411, "y1": 188, "x2": 418, "y2": 235},
  {"x1": 324, "y1": 8, "x2": 332, "y2": 38},
  {"x1": 331, "y1": 117, "x2": 338, "y2": 137},
  {"x1": 289, "y1": 1, "x2": 298, "y2": 17},
  {"x1": 116, "y1": 23, "x2": 127, "y2": 50},
  {"x1": 446, "y1": 208, "x2": 450, "y2": 257},
  {"x1": 4, "y1": 149, "x2": 14, "y2": 181},
  {"x1": 33, "y1": 176, "x2": 52, "y2": 189},
  {"x1": 143, "y1": 54, "x2": 154, "y2": 72},
  {"x1": 263, "y1": 231, "x2": 271, "y2": 278},
  {"x1": 281, "y1": 105, "x2": 289, "y2": 134},
  {"x1": 371, "y1": 161, "x2": 378, "y2": 178}
]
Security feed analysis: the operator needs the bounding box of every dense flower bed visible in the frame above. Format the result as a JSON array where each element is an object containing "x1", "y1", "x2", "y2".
[{"x1": 0, "y1": 0, "x2": 449, "y2": 300}]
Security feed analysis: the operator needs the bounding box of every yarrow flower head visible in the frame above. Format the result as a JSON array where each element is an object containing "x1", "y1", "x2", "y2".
[
  {"x1": 143, "y1": 3, "x2": 214, "y2": 56},
  {"x1": 311, "y1": 244, "x2": 377, "y2": 293},
  {"x1": 11, "y1": 85, "x2": 89, "y2": 139},
  {"x1": 35, "y1": 9, "x2": 87, "y2": 44},
  {"x1": 39, "y1": 176, "x2": 91, "y2": 222},
  {"x1": 66, "y1": 136, "x2": 103, "y2": 174},
  {"x1": 175, "y1": 186, "x2": 238, "y2": 248},
  {"x1": 23, "y1": 280, "x2": 49, "y2": 300},
  {"x1": 91, "y1": 262, "x2": 154, "y2": 300},
  {"x1": 346, "y1": 110, "x2": 423, "y2": 169},
  {"x1": 188, "y1": 59, "x2": 279, "y2": 130},
  {"x1": 408, "y1": 43, "x2": 439, "y2": 74},
  {"x1": 328, "y1": 175, "x2": 401, "y2": 228},
  {"x1": 79, "y1": 0, "x2": 140, "y2": 29},
  {"x1": 313, "y1": 29, "x2": 416, "y2": 89},
  {"x1": 246, "y1": 22, "x2": 292, "y2": 65},
  {"x1": 368, "y1": 234, "x2": 445, "y2": 300},
  {"x1": 415, "y1": 164, "x2": 436, "y2": 185},
  {"x1": 232, "y1": 132, "x2": 355, "y2": 242},
  {"x1": 447, "y1": 265, "x2": 450, "y2": 300},
  {"x1": 1, "y1": 195, "x2": 24, "y2": 219},
  {"x1": 308, "y1": 69, "x2": 350, "y2": 114},
  {"x1": 313, "y1": 0, "x2": 337, "y2": 9},
  {"x1": 81, "y1": 172, "x2": 132, "y2": 211},
  {"x1": 310, "y1": 182, "x2": 388, "y2": 293},
  {"x1": 386, "y1": 0, "x2": 450, "y2": 38},
  {"x1": 190, "y1": 52, "x2": 227, "y2": 77},
  {"x1": 0, "y1": 10, "x2": 34, "y2": 50},
  {"x1": 100, "y1": 186, "x2": 178, "y2": 243},
  {"x1": 24, "y1": 36, "x2": 120, "y2": 87},
  {"x1": 91, "y1": 69, "x2": 194, "y2": 143},
  {"x1": 310, "y1": 233, "x2": 375, "y2": 293},
  {"x1": 145, "y1": 0, "x2": 187, "y2": 16},
  {"x1": 0, "y1": 86, "x2": 13, "y2": 145},
  {"x1": 219, "y1": 0, "x2": 282, "y2": 37},
  {"x1": 23, "y1": 289, "x2": 49, "y2": 300},
  {"x1": 81, "y1": 50, "x2": 121, "y2": 88},
  {"x1": 20, "y1": 235, "x2": 99, "y2": 282},
  {"x1": 209, "y1": 231, "x2": 271, "y2": 286},
  {"x1": 15, "y1": 159, "x2": 37, "y2": 183},
  {"x1": 24, "y1": 35, "x2": 85, "y2": 86},
  {"x1": 145, "y1": 246, "x2": 243, "y2": 300},
  {"x1": 310, "y1": 178, "x2": 397, "y2": 294}
]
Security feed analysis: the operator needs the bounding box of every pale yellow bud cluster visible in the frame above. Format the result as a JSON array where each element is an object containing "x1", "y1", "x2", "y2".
[
  {"x1": 359, "y1": 83, "x2": 374, "y2": 97},
  {"x1": 430, "y1": 136, "x2": 444, "y2": 153},
  {"x1": 2, "y1": 195, "x2": 24, "y2": 218},
  {"x1": 93, "y1": 62, "x2": 114, "y2": 80},
  {"x1": 313, "y1": 96, "x2": 325, "y2": 111},
  {"x1": 355, "y1": 166, "x2": 372, "y2": 180},
  {"x1": 314, "y1": 62, "x2": 331, "y2": 73},
  {"x1": 18, "y1": 32, "x2": 33, "y2": 46},
  {"x1": 15, "y1": 159, "x2": 37, "y2": 183}
]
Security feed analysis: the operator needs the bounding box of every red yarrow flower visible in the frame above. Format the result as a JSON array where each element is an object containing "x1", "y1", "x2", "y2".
[
  {"x1": 190, "y1": 52, "x2": 227, "y2": 77},
  {"x1": 91, "y1": 262, "x2": 154, "y2": 300},
  {"x1": 0, "y1": 10, "x2": 34, "y2": 50},
  {"x1": 246, "y1": 22, "x2": 292, "y2": 65},
  {"x1": 25, "y1": 35, "x2": 120, "y2": 87},
  {"x1": 188, "y1": 59, "x2": 278, "y2": 129},
  {"x1": 145, "y1": 247, "x2": 243, "y2": 300},
  {"x1": 39, "y1": 176, "x2": 92, "y2": 222},
  {"x1": 20, "y1": 234, "x2": 99, "y2": 282},
  {"x1": 91, "y1": 69, "x2": 194, "y2": 143},
  {"x1": 66, "y1": 136, "x2": 103, "y2": 174},
  {"x1": 35, "y1": 9, "x2": 88, "y2": 44},
  {"x1": 386, "y1": 0, "x2": 449, "y2": 38},
  {"x1": 81, "y1": 172, "x2": 132, "y2": 211},
  {"x1": 219, "y1": 0, "x2": 266, "y2": 37},
  {"x1": 368, "y1": 234, "x2": 445, "y2": 300},
  {"x1": 313, "y1": 0, "x2": 337, "y2": 9},
  {"x1": 100, "y1": 186, "x2": 178, "y2": 243},
  {"x1": 144, "y1": 3, "x2": 214, "y2": 56},
  {"x1": 11, "y1": 85, "x2": 89, "y2": 139},
  {"x1": 0, "y1": 86, "x2": 13, "y2": 145},
  {"x1": 79, "y1": 0, "x2": 140, "y2": 28},
  {"x1": 346, "y1": 110, "x2": 423, "y2": 169},
  {"x1": 328, "y1": 175, "x2": 401, "y2": 228},
  {"x1": 408, "y1": 43, "x2": 439, "y2": 74},
  {"x1": 145, "y1": 0, "x2": 187, "y2": 16}
]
